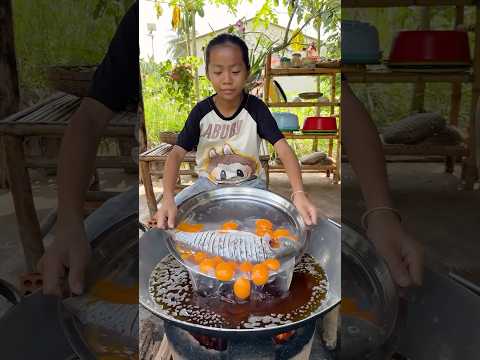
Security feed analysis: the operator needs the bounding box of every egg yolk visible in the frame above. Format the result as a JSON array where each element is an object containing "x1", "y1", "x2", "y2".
[
  {"x1": 215, "y1": 262, "x2": 234, "y2": 281},
  {"x1": 226, "y1": 261, "x2": 238, "y2": 271},
  {"x1": 264, "y1": 258, "x2": 281, "y2": 271},
  {"x1": 239, "y1": 261, "x2": 253, "y2": 274},
  {"x1": 233, "y1": 277, "x2": 251, "y2": 300},
  {"x1": 193, "y1": 252, "x2": 207, "y2": 264},
  {"x1": 269, "y1": 238, "x2": 281, "y2": 248},
  {"x1": 180, "y1": 252, "x2": 192, "y2": 260},
  {"x1": 199, "y1": 258, "x2": 216, "y2": 273},
  {"x1": 273, "y1": 228, "x2": 297, "y2": 241},
  {"x1": 211, "y1": 256, "x2": 223, "y2": 265},
  {"x1": 256, "y1": 228, "x2": 274, "y2": 237},
  {"x1": 220, "y1": 221, "x2": 239, "y2": 231},
  {"x1": 251, "y1": 263, "x2": 269, "y2": 286},
  {"x1": 176, "y1": 222, "x2": 204, "y2": 232},
  {"x1": 256, "y1": 219, "x2": 273, "y2": 231}
]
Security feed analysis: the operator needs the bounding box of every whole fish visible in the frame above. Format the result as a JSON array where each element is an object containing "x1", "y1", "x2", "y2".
[{"x1": 174, "y1": 230, "x2": 295, "y2": 263}]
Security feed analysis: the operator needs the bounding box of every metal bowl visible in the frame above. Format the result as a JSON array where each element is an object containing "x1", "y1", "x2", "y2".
[
  {"x1": 140, "y1": 218, "x2": 341, "y2": 338},
  {"x1": 167, "y1": 187, "x2": 308, "y2": 276},
  {"x1": 340, "y1": 221, "x2": 399, "y2": 359}
]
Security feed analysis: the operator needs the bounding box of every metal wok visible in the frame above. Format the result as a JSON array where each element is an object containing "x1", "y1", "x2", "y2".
[{"x1": 139, "y1": 216, "x2": 341, "y2": 338}]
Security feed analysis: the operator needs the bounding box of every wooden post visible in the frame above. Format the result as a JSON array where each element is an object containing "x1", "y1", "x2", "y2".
[
  {"x1": 410, "y1": 7, "x2": 430, "y2": 113},
  {"x1": 0, "y1": 0, "x2": 20, "y2": 189},
  {"x1": 4, "y1": 135, "x2": 44, "y2": 271},
  {"x1": 464, "y1": 2, "x2": 480, "y2": 188},
  {"x1": 263, "y1": 53, "x2": 271, "y2": 103},
  {"x1": 140, "y1": 160, "x2": 157, "y2": 218},
  {"x1": 451, "y1": 6, "x2": 465, "y2": 127},
  {"x1": 138, "y1": 102, "x2": 148, "y2": 153},
  {"x1": 447, "y1": 6, "x2": 465, "y2": 171},
  {"x1": 449, "y1": 82, "x2": 462, "y2": 127}
]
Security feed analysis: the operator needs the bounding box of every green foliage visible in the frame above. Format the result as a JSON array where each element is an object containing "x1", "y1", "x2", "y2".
[
  {"x1": 93, "y1": 0, "x2": 136, "y2": 25},
  {"x1": 141, "y1": 57, "x2": 213, "y2": 145},
  {"x1": 13, "y1": 0, "x2": 129, "y2": 93}
]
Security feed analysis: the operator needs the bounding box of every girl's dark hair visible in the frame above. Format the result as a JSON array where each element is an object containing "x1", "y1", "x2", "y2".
[{"x1": 205, "y1": 33, "x2": 250, "y2": 72}]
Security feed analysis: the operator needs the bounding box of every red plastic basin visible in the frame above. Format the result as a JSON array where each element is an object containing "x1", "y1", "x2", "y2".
[
  {"x1": 303, "y1": 116, "x2": 337, "y2": 131},
  {"x1": 389, "y1": 30, "x2": 471, "y2": 64}
]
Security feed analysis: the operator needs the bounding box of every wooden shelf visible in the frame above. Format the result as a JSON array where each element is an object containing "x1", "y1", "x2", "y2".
[
  {"x1": 267, "y1": 101, "x2": 340, "y2": 108},
  {"x1": 269, "y1": 163, "x2": 336, "y2": 173},
  {"x1": 382, "y1": 143, "x2": 468, "y2": 156},
  {"x1": 343, "y1": 69, "x2": 473, "y2": 83},
  {"x1": 282, "y1": 132, "x2": 339, "y2": 140},
  {"x1": 343, "y1": 0, "x2": 475, "y2": 7},
  {"x1": 341, "y1": 0, "x2": 479, "y2": 188},
  {"x1": 269, "y1": 67, "x2": 340, "y2": 76},
  {"x1": 264, "y1": 52, "x2": 341, "y2": 183}
]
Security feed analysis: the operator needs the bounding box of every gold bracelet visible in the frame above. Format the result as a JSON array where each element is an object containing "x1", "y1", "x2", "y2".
[
  {"x1": 361, "y1": 207, "x2": 402, "y2": 230},
  {"x1": 290, "y1": 190, "x2": 307, "y2": 201}
]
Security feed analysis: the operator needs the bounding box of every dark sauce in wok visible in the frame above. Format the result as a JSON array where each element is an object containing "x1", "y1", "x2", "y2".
[{"x1": 149, "y1": 254, "x2": 328, "y2": 329}]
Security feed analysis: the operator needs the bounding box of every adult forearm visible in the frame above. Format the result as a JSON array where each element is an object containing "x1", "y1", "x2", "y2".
[
  {"x1": 57, "y1": 99, "x2": 112, "y2": 221},
  {"x1": 341, "y1": 82, "x2": 393, "y2": 209}
]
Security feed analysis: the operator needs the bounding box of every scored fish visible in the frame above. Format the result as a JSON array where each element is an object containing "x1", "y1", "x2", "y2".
[{"x1": 174, "y1": 230, "x2": 284, "y2": 263}]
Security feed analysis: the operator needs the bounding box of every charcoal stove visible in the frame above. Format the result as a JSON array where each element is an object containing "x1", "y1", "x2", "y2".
[{"x1": 162, "y1": 319, "x2": 321, "y2": 360}]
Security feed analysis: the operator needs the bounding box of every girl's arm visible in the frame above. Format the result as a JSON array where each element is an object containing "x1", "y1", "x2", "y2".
[
  {"x1": 274, "y1": 139, "x2": 317, "y2": 225},
  {"x1": 155, "y1": 145, "x2": 187, "y2": 228}
]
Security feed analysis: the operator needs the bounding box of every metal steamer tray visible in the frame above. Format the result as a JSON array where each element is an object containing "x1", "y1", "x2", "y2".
[
  {"x1": 167, "y1": 187, "x2": 307, "y2": 275},
  {"x1": 140, "y1": 188, "x2": 341, "y2": 337}
]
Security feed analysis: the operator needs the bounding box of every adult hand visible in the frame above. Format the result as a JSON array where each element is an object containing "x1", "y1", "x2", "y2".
[
  {"x1": 366, "y1": 211, "x2": 424, "y2": 288},
  {"x1": 292, "y1": 192, "x2": 318, "y2": 226},
  {"x1": 154, "y1": 196, "x2": 177, "y2": 229},
  {"x1": 38, "y1": 218, "x2": 91, "y2": 296}
]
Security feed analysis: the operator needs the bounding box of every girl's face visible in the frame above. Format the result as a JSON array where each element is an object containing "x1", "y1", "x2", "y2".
[{"x1": 207, "y1": 43, "x2": 249, "y2": 102}]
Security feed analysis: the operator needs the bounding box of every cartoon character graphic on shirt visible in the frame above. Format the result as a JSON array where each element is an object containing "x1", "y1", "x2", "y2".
[{"x1": 205, "y1": 144, "x2": 258, "y2": 184}]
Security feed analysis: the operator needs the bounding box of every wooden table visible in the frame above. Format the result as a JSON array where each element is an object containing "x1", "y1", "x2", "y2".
[
  {"x1": 0, "y1": 92, "x2": 137, "y2": 271},
  {"x1": 272, "y1": 132, "x2": 341, "y2": 183},
  {"x1": 140, "y1": 142, "x2": 271, "y2": 218}
]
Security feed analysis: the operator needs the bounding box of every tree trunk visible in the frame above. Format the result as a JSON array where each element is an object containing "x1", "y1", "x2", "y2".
[
  {"x1": 184, "y1": 14, "x2": 191, "y2": 57},
  {"x1": 0, "y1": 0, "x2": 20, "y2": 189},
  {"x1": 192, "y1": 11, "x2": 200, "y2": 102},
  {"x1": 0, "y1": 0, "x2": 20, "y2": 118}
]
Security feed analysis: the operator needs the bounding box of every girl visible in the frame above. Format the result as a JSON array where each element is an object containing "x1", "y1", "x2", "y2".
[{"x1": 155, "y1": 33, "x2": 317, "y2": 228}]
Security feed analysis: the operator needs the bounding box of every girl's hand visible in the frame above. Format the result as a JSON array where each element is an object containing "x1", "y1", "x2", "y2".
[
  {"x1": 292, "y1": 192, "x2": 317, "y2": 226},
  {"x1": 155, "y1": 197, "x2": 177, "y2": 229},
  {"x1": 366, "y1": 211, "x2": 424, "y2": 288}
]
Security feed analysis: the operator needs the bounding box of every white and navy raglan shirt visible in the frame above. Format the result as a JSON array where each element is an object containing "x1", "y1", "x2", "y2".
[{"x1": 176, "y1": 93, "x2": 284, "y2": 185}]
